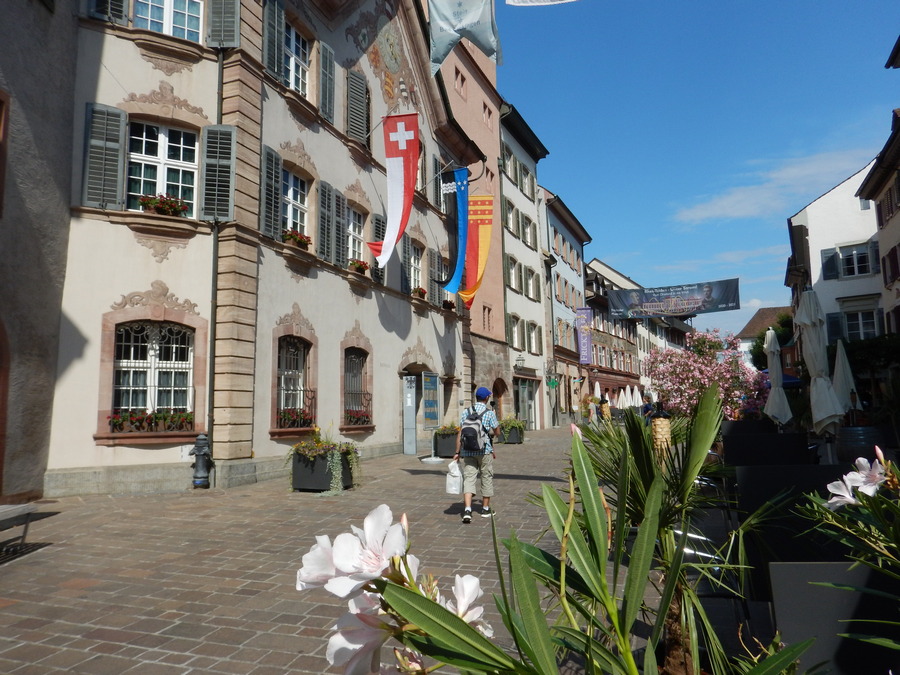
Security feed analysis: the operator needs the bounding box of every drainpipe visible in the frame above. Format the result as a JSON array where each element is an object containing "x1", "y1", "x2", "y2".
[{"x1": 206, "y1": 47, "x2": 225, "y2": 447}]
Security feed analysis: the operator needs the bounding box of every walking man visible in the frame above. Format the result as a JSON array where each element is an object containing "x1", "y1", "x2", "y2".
[{"x1": 454, "y1": 386, "x2": 499, "y2": 523}]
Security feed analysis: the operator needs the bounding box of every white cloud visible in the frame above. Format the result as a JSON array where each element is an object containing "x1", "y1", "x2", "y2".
[
  {"x1": 674, "y1": 149, "x2": 875, "y2": 224},
  {"x1": 652, "y1": 244, "x2": 789, "y2": 274}
]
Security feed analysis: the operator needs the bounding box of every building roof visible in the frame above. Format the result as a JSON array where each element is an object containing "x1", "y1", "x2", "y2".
[
  {"x1": 736, "y1": 306, "x2": 792, "y2": 340},
  {"x1": 887, "y1": 35, "x2": 900, "y2": 69}
]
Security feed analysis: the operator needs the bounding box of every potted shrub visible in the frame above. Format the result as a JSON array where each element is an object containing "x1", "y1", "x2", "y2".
[
  {"x1": 348, "y1": 258, "x2": 370, "y2": 275},
  {"x1": 138, "y1": 193, "x2": 189, "y2": 216},
  {"x1": 433, "y1": 422, "x2": 459, "y2": 458},
  {"x1": 441, "y1": 299, "x2": 456, "y2": 311},
  {"x1": 279, "y1": 407, "x2": 314, "y2": 429},
  {"x1": 498, "y1": 416, "x2": 526, "y2": 444},
  {"x1": 289, "y1": 428, "x2": 360, "y2": 493},
  {"x1": 282, "y1": 230, "x2": 311, "y2": 249}
]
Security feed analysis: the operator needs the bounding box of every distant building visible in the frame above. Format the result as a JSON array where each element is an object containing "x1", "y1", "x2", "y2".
[{"x1": 735, "y1": 306, "x2": 794, "y2": 372}]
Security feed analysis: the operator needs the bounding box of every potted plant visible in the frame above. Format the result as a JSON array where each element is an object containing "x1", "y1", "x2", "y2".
[
  {"x1": 279, "y1": 407, "x2": 315, "y2": 428},
  {"x1": 348, "y1": 259, "x2": 370, "y2": 275},
  {"x1": 138, "y1": 193, "x2": 189, "y2": 216},
  {"x1": 433, "y1": 422, "x2": 459, "y2": 458},
  {"x1": 441, "y1": 299, "x2": 456, "y2": 311},
  {"x1": 498, "y1": 415, "x2": 526, "y2": 444},
  {"x1": 282, "y1": 230, "x2": 311, "y2": 249},
  {"x1": 289, "y1": 428, "x2": 360, "y2": 493},
  {"x1": 411, "y1": 286, "x2": 427, "y2": 300}
]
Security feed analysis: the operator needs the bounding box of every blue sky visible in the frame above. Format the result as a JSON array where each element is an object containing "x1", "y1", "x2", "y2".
[{"x1": 491, "y1": 0, "x2": 898, "y2": 335}]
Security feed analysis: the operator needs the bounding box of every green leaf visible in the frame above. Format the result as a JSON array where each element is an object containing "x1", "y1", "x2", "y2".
[
  {"x1": 742, "y1": 639, "x2": 814, "y2": 675},
  {"x1": 381, "y1": 582, "x2": 517, "y2": 671},
  {"x1": 541, "y1": 484, "x2": 607, "y2": 600},
  {"x1": 620, "y1": 475, "x2": 662, "y2": 634},
  {"x1": 507, "y1": 540, "x2": 593, "y2": 597},
  {"x1": 838, "y1": 633, "x2": 900, "y2": 650},
  {"x1": 571, "y1": 436, "x2": 609, "y2": 575},
  {"x1": 552, "y1": 626, "x2": 631, "y2": 675},
  {"x1": 505, "y1": 533, "x2": 559, "y2": 674}
]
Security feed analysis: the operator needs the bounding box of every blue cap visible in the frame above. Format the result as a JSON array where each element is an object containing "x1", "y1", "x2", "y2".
[{"x1": 475, "y1": 386, "x2": 491, "y2": 400}]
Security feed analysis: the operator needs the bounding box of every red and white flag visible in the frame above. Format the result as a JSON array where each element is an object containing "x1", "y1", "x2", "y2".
[{"x1": 368, "y1": 114, "x2": 419, "y2": 267}]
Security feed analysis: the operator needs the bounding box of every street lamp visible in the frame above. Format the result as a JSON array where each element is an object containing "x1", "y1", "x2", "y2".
[{"x1": 514, "y1": 354, "x2": 525, "y2": 370}]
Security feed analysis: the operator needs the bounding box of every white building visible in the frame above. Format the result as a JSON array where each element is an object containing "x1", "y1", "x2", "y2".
[
  {"x1": 499, "y1": 103, "x2": 548, "y2": 430},
  {"x1": 786, "y1": 162, "x2": 882, "y2": 344}
]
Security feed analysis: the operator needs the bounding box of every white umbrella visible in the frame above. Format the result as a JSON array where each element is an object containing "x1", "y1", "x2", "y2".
[
  {"x1": 617, "y1": 388, "x2": 627, "y2": 408},
  {"x1": 795, "y1": 289, "x2": 844, "y2": 436},
  {"x1": 631, "y1": 385, "x2": 642, "y2": 407},
  {"x1": 832, "y1": 339, "x2": 861, "y2": 414},
  {"x1": 594, "y1": 381, "x2": 602, "y2": 400},
  {"x1": 762, "y1": 327, "x2": 792, "y2": 425}
]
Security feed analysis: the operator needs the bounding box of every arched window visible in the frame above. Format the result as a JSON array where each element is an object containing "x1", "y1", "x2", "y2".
[
  {"x1": 111, "y1": 321, "x2": 194, "y2": 432},
  {"x1": 276, "y1": 336, "x2": 315, "y2": 428},
  {"x1": 343, "y1": 347, "x2": 371, "y2": 427}
]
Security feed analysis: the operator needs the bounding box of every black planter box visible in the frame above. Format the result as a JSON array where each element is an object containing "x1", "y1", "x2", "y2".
[
  {"x1": 499, "y1": 427, "x2": 523, "y2": 444},
  {"x1": 292, "y1": 452, "x2": 352, "y2": 491},
  {"x1": 433, "y1": 433, "x2": 458, "y2": 458}
]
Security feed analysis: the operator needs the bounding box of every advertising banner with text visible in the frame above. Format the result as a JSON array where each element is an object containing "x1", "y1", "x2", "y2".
[
  {"x1": 608, "y1": 278, "x2": 740, "y2": 319},
  {"x1": 576, "y1": 308, "x2": 592, "y2": 364}
]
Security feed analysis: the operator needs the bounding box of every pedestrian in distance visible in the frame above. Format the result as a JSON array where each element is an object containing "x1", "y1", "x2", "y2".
[
  {"x1": 642, "y1": 394, "x2": 653, "y2": 426},
  {"x1": 454, "y1": 386, "x2": 499, "y2": 523}
]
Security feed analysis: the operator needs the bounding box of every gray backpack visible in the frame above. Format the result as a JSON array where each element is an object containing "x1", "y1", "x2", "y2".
[{"x1": 459, "y1": 408, "x2": 488, "y2": 453}]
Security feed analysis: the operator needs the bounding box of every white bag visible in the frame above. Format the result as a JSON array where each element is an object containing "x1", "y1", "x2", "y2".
[{"x1": 445, "y1": 459, "x2": 463, "y2": 495}]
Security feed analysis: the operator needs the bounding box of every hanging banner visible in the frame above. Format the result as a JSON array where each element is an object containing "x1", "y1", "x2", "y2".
[
  {"x1": 576, "y1": 308, "x2": 592, "y2": 365},
  {"x1": 367, "y1": 114, "x2": 419, "y2": 267},
  {"x1": 608, "y1": 278, "x2": 740, "y2": 320},
  {"x1": 442, "y1": 169, "x2": 469, "y2": 294},
  {"x1": 428, "y1": 0, "x2": 501, "y2": 75},
  {"x1": 458, "y1": 195, "x2": 493, "y2": 308}
]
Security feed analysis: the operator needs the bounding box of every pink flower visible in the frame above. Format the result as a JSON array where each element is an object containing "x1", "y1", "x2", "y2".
[
  {"x1": 296, "y1": 535, "x2": 336, "y2": 590},
  {"x1": 326, "y1": 608, "x2": 393, "y2": 675}
]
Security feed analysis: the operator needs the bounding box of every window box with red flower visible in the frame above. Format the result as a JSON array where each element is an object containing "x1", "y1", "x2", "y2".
[{"x1": 138, "y1": 194, "x2": 189, "y2": 217}]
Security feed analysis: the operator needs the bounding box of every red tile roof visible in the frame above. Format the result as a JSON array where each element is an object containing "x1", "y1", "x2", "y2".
[{"x1": 736, "y1": 306, "x2": 792, "y2": 339}]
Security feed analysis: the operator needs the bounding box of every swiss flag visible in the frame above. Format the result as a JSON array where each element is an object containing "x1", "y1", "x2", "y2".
[{"x1": 368, "y1": 114, "x2": 419, "y2": 267}]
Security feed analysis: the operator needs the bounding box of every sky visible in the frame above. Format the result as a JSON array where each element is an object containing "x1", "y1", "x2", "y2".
[{"x1": 489, "y1": 0, "x2": 899, "y2": 335}]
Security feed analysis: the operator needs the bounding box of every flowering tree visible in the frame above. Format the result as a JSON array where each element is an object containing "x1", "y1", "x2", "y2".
[{"x1": 645, "y1": 329, "x2": 767, "y2": 420}]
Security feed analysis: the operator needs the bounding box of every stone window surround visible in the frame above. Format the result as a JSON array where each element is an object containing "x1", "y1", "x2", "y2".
[{"x1": 270, "y1": 321, "x2": 319, "y2": 439}]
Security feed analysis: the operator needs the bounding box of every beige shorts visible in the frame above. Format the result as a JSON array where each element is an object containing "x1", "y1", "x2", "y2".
[{"x1": 461, "y1": 452, "x2": 493, "y2": 497}]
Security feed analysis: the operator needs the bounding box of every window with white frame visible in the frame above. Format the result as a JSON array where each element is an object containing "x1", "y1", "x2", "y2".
[
  {"x1": 504, "y1": 199, "x2": 517, "y2": 234},
  {"x1": 348, "y1": 207, "x2": 365, "y2": 262},
  {"x1": 410, "y1": 242, "x2": 423, "y2": 290},
  {"x1": 344, "y1": 347, "x2": 372, "y2": 426},
  {"x1": 113, "y1": 322, "x2": 194, "y2": 416},
  {"x1": 522, "y1": 215, "x2": 537, "y2": 248},
  {"x1": 840, "y1": 244, "x2": 871, "y2": 277},
  {"x1": 282, "y1": 170, "x2": 308, "y2": 234},
  {"x1": 276, "y1": 336, "x2": 315, "y2": 428},
  {"x1": 502, "y1": 144, "x2": 515, "y2": 179},
  {"x1": 527, "y1": 322, "x2": 542, "y2": 355},
  {"x1": 845, "y1": 311, "x2": 877, "y2": 341},
  {"x1": 509, "y1": 315, "x2": 524, "y2": 350},
  {"x1": 127, "y1": 122, "x2": 197, "y2": 216},
  {"x1": 284, "y1": 23, "x2": 310, "y2": 98},
  {"x1": 134, "y1": 0, "x2": 203, "y2": 42}
]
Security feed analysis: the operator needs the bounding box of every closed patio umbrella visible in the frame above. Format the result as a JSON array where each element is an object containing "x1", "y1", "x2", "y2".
[
  {"x1": 762, "y1": 327, "x2": 792, "y2": 425},
  {"x1": 594, "y1": 381, "x2": 602, "y2": 400},
  {"x1": 832, "y1": 339, "x2": 861, "y2": 413},
  {"x1": 617, "y1": 388, "x2": 627, "y2": 408},
  {"x1": 795, "y1": 289, "x2": 844, "y2": 436}
]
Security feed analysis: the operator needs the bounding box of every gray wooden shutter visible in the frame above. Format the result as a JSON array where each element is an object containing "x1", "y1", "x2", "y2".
[
  {"x1": 263, "y1": 0, "x2": 285, "y2": 82},
  {"x1": 400, "y1": 234, "x2": 411, "y2": 294},
  {"x1": 346, "y1": 70, "x2": 369, "y2": 145},
  {"x1": 428, "y1": 249, "x2": 440, "y2": 305},
  {"x1": 503, "y1": 254, "x2": 510, "y2": 287},
  {"x1": 319, "y1": 43, "x2": 335, "y2": 124},
  {"x1": 877, "y1": 308, "x2": 885, "y2": 336},
  {"x1": 334, "y1": 192, "x2": 348, "y2": 270},
  {"x1": 537, "y1": 326, "x2": 543, "y2": 355},
  {"x1": 89, "y1": 0, "x2": 128, "y2": 24},
  {"x1": 207, "y1": 0, "x2": 240, "y2": 48},
  {"x1": 821, "y1": 248, "x2": 839, "y2": 280},
  {"x1": 259, "y1": 145, "x2": 282, "y2": 239},
  {"x1": 199, "y1": 125, "x2": 236, "y2": 221},
  {"x1": 826, "y1": 312, "x2": 843, "y2": 345},
  {"x1": 82, "y1": 103, "x2": 126, "y2": 209},
  {"x1": 317, "y1": 182, "x2": 334, "y2": 263},
  {"x1": 432, "y1": 156, "x2": 443, "y2": 207},
  {"x1": 870, "y1": 240, "x2": 880, "y2": 274},
  {"x1": 371, "y1": 215, "x2": 386, "y2": 284}
]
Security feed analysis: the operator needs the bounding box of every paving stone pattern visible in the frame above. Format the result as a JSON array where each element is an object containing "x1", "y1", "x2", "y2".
[{"x1": 0, "y1": 427, "x2": 577, "y2": 674}]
